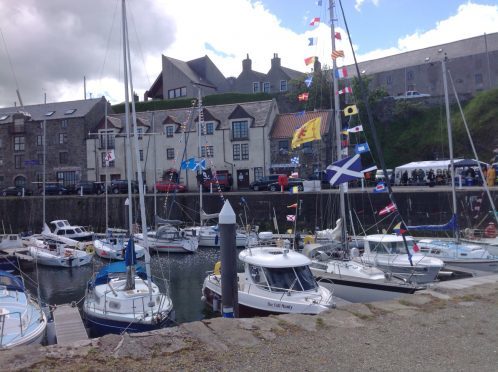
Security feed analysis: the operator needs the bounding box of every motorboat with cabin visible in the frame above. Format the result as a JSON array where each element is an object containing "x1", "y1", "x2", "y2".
[
  {"x1": 47, "y1": 220, "x2": 94, "y2": 242},
  {"x1": 202, "y1": 246, "x2": 335, "y2": 317}
]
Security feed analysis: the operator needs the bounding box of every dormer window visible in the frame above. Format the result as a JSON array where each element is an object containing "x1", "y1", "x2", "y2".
[
  {"x1": 137, "y1": 127, "x2": 143, "y2": 139},
  {"x1": 165, "y1": 125, "x2": 174, "y2": 137},
  {"x1": 45, "y1": 111, "x2": 55, "y2": 117},
  {"x1": 64, "y1": 109, "x2": 76, "y2": 115},
  {"x1": 232, "y1": 120, "x2": 249, "y2": 140}
]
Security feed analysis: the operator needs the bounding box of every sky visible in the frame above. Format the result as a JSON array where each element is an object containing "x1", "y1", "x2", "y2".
[{"x1": 0, "y1": 0, "x2": 497, "y2": 108}]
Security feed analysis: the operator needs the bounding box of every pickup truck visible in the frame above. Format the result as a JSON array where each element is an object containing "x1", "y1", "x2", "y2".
[{"x1": 394, "y1": 91, "x2": 430, "y2": 100}]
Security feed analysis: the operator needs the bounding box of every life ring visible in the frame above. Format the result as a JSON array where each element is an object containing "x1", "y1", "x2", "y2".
[
  {"x1": 484, "y1": 223, "x2": 497, "y2": 238},
  {"x1": 213, "y1": 261, "x2": 221, "y2": 275},
  {"x1": 85, "y1": 244, "x2": 95, "y2": 255}
]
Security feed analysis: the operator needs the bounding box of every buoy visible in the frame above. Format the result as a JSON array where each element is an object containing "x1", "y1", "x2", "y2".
[{"x1": 85, "y1": 244, "x2": 95, "y2": 255}]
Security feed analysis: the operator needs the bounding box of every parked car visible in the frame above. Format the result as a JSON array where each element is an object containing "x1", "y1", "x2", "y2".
[
  {"x1": 307, "y1": 171, "x2": 331, "y2": 189},
  {"x1": 393, "y1": 91, "x2": 430, "y2": 100},
  {"x1": 267, "y1": 178, "x2": 305, "y2": 192},
  {"x1": 108, "y1": 179, "x2": 140, "y2": 194},
  {"x1": 70, "y1": 181, "x2": 105, "y2": 195},
  {"x1": 249, "y1": 174, "x2": 284, "y2": 191},
  {"x1": 202, "y1": 171, "x2": 233, "y2": 191},
  {"x1": 1, "y1": 186, "x2": 33, "y2": 196},
  {"x1": 155, "y1": 180, "x2": 186, "y2": 193},
  {"x1": 40, "y1": 184, "x2": 69, "y2": 195}
]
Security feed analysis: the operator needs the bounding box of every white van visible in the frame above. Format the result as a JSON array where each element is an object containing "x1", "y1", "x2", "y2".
[{"x1": 375, "y1": 169, "x2": 393, "y2": 182}]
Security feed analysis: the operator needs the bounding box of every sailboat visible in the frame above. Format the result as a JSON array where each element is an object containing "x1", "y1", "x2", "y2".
[
  {"x1": 0, "y1": 270, "x2": 48, "y2": 349},
  {"x1": 82, "y1": 0, "x2": 174, "y2": 335},
  {"x1": 303, "y1": 0, "x2": 432, "y2": 297},
  {"x1": 407, "y1": 55, "x2": 498, "y2": 273}
]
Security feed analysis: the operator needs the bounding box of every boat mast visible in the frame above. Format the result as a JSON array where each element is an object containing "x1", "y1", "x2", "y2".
[
  {"x1": 197, "y1": 88, "x2": 204, "y2": 226},
  {"x1": 122, "y1": 0, "x2": 154, "y2": 303},
  {"x1": 442, "y1": 54, "x2": 458, "y2": 241},
  {"x1": 329, "y1": 0, "x2": 348, "y2": 247}
]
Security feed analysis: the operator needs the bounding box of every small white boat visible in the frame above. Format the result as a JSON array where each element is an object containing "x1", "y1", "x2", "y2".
[
  {"x1": 359, "y1": 234, "x2": 444, "y2": 284},
  {"x1": 202, "y1": 246, "x2": 335, "y2": 317},
  {"x1": 24, "y1": 236, "x2": 93, "y2": 268},
  {"x1": 47, "y1": 220, "x2": 94, "y2": 242},
  {"x1": 93, "y1": 229, "x2": 146, "y2": 260},
  {"x1": 135, "y1": 224, "x2": 198, "y2": 254},
  {"x1": 185, "y1": 225, "x2": 248, "y2": 248},
  {"x1": 416, "y1": 238, "x2": 498, "y2": 272},
  {"x1": 0, "y1": 271, "x2": 47, "y2": 349}
]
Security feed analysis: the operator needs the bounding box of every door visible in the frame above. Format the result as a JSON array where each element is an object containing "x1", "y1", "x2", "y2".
[{"x1": 237, "y1": 169, "x2": 250, "y2": 189}]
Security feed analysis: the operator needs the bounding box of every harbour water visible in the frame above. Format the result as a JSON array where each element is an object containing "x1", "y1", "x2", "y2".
[{"x1": 21, "y1": 248, "x2": 230, "y2": 325}]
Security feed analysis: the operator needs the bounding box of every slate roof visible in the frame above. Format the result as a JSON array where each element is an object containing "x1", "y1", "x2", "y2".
[
  {"x1": 0, "y1": 97, "x2": 105, "y2": 123},
  {"x1": 166, "y1": 56, "x2": 217, "y2": 89},
  {"x1": 346, "y1": 32, "x2": 498, "y2": 76},
  {"x1": 270, "y1": 111, "x2": 331, "y2": 139}
]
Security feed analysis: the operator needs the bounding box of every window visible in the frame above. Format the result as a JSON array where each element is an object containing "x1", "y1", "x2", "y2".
[
  {"x1": 233, "y1": 144, "x2": 240, "y2": 161},
  {"x1": 37, "y1": 135, "x2": 43, "y2": 146},
  {"x1": 263, "y1": 82, "x2": 270, "y2": 93},
  {"x1": 167, "y1": 86, "x2": 187, "y2": 99},
  {"x1": 59, "y1": 133, "x2": 67, "y2": 144},
  {"x1": 252, "y1": 82, "x2": 260, "y2": 93},
  {"x1": 99, "y1": 131, "x2": 115, "y2": 149},
  {"x1": 14, "y1": 136, "x2": 25, "y2": 151},
  {"x1": 232, "y1": 120, "x2": 249, "y2": 140},
  {"x1": 204, "y1": 122, "x2": 214, "y2": 135},
  {"x1": 64, "y1": 109, "x2": 76, "y2": 115},
  {"x1": 386, "y1": 75, "x2": 392, "y2": 85},
  {"x1": 254, "y1": 167, "x2": 263, "y2": 180},
  {"x1": 15, "y1": 155, "x2": 24, "y2": 169},
  {"x1": 280, "y1": 80, "x2": 287, "y2": 92},
  {"x1": 37, "y1": 153, "x2": 44, "y2": 165},
  {"x1": 278, "y1": 140, "x2": 289, "y2": 153},
  {"x1": 14, "y1": 176, "x2": 27, "y2": 188},
  {"x1": 45, "y1": 111, "x2": 55, "y2": 117},
  {"x1": 166, "y1": 148, "x2": 175, "y2": 160},
  {"x1": 61, "y1": 120, "x2": 68, "y2": 128},
  {"x1": 165, "y1": 125, "x2": 174, "y2": 137},
  {"x1": 241, "y1": 143, "x2": 249, "y2": 160},
  {"x1": 406, "y1": 71, "x2": 414, "y2": 81},
  {"x1": 201, "y1": 145, "x2": 214, "y2": 158},
  {"x1": 101, "y1": 152, "x2": 115, "y2": 167},
  {"x1": 59, "y1": 152, "x2": 68, "y2": 164},
  {"x1": 137, "y1": 127, "x2": 143, "y2": 139},
  {"x1": 475, "y1": 73, "x2": 483, "y2": 84},
  {"x1": 139, "y1": 150, "x2": 144, "y2": 161}
]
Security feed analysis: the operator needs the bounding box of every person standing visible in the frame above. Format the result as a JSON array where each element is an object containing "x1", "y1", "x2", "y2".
[{"x1": 486, "y1": 165, "x2": 496, "y2": 187}]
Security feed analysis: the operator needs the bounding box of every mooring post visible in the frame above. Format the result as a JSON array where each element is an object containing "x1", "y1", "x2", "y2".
[{"x1": 219, "y1": 200, "x2": 239, "y2": 318}]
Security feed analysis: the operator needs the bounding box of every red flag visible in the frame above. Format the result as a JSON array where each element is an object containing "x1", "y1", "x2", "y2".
[
  {"x1": 335, "y1": 32, "x2": 342, "y2": 40},
  {"x1": 310, "y1": 17, "x2": 320, "y2": 26},
  {"x1": 286, "y1": 215, "x2": 296, "y2": 222},
  {"x1": 304, "y1": 56, "x2": 315, "y2": 66},
  {"x1": 331, "y1": 50, "x2": 345, "y2": 60},
  {"x1": 378, "y1": 202, "x2": 397, "y2": 216},
  {"x1": 287, "y1": 203, "x2": 297, "y2": 209},
  {"x1": 413, "y1": 243, "x2": 420, "y2": 253},
  {"x1": 298, "y1": 92, "x2": 309, "y2": 101},
  {"x1": 337, "y1": 87, "x2": 353, "y2": 95}
]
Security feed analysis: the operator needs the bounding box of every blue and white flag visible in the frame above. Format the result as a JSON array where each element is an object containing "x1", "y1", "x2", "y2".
[
  {"x1": 325, "y1": 154, "x2": 363, "y2": 186},
  {"x1": 291, "y1": 156, "x2": 300, "y2": 165},
  {"x1": 187, "y1": 158, "x2": 197, "y2": 170},
  {"x1": 308, "y1": 37, "x2": 318, "y2": 46},
  {"x1": 354, "y1": 143, "x2": 370, "y2": 154},
  {"x1": 373, "y1": 182, "x2": 387, "y2": 193},
  {"x1": 194, "y1": 159, "x2": 206, "y2": 171},
  {"x1": 304, "y1": 76, "x2": 313, "y2": 87}
]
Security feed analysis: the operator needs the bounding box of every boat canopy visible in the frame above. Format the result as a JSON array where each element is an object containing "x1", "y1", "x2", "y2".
[
  {"x1": 94, "y1": 262, "x2": 147, "y2": 286},
  {"x1": 0, "y1": 270, "x2": 25, "y2": 292},
  {"x1": 155, "y1": 215, "x2": 183, "y2": 226}
]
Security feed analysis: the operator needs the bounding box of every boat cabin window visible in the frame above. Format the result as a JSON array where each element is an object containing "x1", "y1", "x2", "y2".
[
  {"x1": 371, "y1": 241, "x2": 408, "y2": 254},
  {"x1": 262, "y1": 265, "x2": 317, "y2": 293},
  {"x1": 108, "y1": 301, "x2": 120, "y2": 310},
  {"x1": 248, "y1": 264, "x2": 268, "y2": 289}
]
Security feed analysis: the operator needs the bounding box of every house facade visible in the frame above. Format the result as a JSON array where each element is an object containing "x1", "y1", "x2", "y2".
[
  {"x1": 86, "y1": 99, "x2": 279, "y2": 191},
  {"x1": 0, "y1": 98, "x2": 109, "y2": 190}
]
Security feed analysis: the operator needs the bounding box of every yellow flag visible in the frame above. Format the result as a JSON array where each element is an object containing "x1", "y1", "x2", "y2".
[
  {"x1": 344, "y1": 105, "x2": 358, "y2": 116},
  {"x1": 291, "y1": 117, "x2": 322, "y2": 149}
]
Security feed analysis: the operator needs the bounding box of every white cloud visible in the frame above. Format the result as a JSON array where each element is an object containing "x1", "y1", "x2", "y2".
[{"x1": 355, "y1": 0, "x2": 380, "y2": 12}]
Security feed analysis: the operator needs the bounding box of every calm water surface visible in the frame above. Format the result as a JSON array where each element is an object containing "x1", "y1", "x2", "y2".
[{"x1": 22, "y1": 248, "x2": 226, "y2": 324}]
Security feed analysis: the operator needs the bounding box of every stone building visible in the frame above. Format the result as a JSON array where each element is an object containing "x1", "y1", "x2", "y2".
[{"x1": 0, "y1": 98, "x2": 109, "y2": 190}]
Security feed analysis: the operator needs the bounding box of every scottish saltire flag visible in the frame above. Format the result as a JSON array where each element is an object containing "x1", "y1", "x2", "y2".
[
  {"x1": 325, "y1": 154, "x2": 363, "y2": 186},
  {"x1": 182, "y1": 157, "x2": 197, "y2": 170},
  {"x1": 308, "y1": 37, "x2": 317, "y2": 46},
  {"x1": 373, "y1": 182, "x2": 387, "y2": 193},
  {"x1": 335, "y1": 67, "x2": 348, "y2": 79},
  {"x1": 194, "y1": 159, "x2": 206, "y2": 171},
  {"x1": 304, "y1": 76, "x2": 313, "y2": 87},
  {"x1": 354, "y1": 143, "x2": 370, "y2": 154},
  {"x1": 291, "y1": 156, "x2": 299, "y2": 165}
]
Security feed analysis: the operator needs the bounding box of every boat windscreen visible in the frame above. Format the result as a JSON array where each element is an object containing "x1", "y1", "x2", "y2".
[{"x1": 263, "y1": 266, "x2": 317, "y2": 292}]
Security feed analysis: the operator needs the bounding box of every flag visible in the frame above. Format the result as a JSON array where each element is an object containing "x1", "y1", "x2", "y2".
[
  {"x1": 196, "y1": 168, "x2": 212, "y2": 183},
  {"x1": 304, "y1": 56, "x2": 315, "y2": 66},
  {"x1": 335, "y1": 31, "x2": 342, "y2": 40},
  {"x1": 413, "y1": 242, "x2": 420, "y2": 253},
  {"x1": 373, "y1": 182, "x2": 387, "y2": 193},
  {"x1": 125, "y1": 237, "x2": 137, "y2": 266},
  {"x1": 298, "y1": 92, "x2": 309, "y2": 101},
  {"x1": 304, "y1": 76, "x2": 313, "y2": 87},
  {"x1": 194, "y1": 158, "x2": 206, "y2": 170},
  {"x1": 291, "y1": 156, "x2": 299, "y2": 165},
  {"x1": 105, "y1": 149, "x2": 115, "y2": 164},
  {"x1": 325, "y1": 154, "x2": 363, "y2": 186},
  {"x1": 308, "y1": 37, "x2": 317, "y2": 46},
  {"x1": 393, "y1": 222, "x2": 408, "y2": 235},
  {"x1": 335, "y1": 67, "x2": 348, "y2": 79},
  {"x1": 378, "y1": 202, "x2": 397, "y2": 216},
  {"x1": 291, "y1": 117, "x2": 321, "y2": 149},
  {"x1": 286, "y1": 215, "x2": 296, "y2": 222},
  {"x1": 354, "y1": 143, "x2": 370, "y2": 154},
  {"x1": 331, "y1": 50, "x2": 345, "y2": 59},
  {"x1": 187, "y1": 158, "x2": 197, "y2": 170},
  {"x1": 310, "y1": 17, "x2": 320, "y2": 26},
  {"x1": 180, "y1": 160, "x2": 187, "y2": 170},
  {"x1": 337, "y1": 87, "x2": 353, "y2": 95},
  {"x1": 287, "y1": 203, "x2": 297, "y2": 209},
  {"x1": 290, "y1": 186, "x2": 299, "y2": 194},
  {"x1": 316, "y1": 0, "x2": 322, "y2": 6},
  {"x1": 341, "y1": 139, "x2": 349, "y2": 147},
  {"x1": 344, "y1": 105, "x2": 358, "y2": 116},
  {"x1": 348, "y1": 125, "x2": 364, "y2": 133}
]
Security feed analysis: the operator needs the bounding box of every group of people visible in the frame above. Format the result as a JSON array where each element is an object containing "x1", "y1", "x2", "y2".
[{"x1": 398, "y1": 165, "x2": 497, "y2": 187}]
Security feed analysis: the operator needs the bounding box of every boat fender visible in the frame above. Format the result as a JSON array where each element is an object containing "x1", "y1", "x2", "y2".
[
  {"x1": 350, "y1": 247, "x2": 360, "y2": 258},
  {"x1": 85, "y1": 244, "x2": 95, "y2": 255},
  {"x1": 303, "y1": 235, "x2": 315, "y2": 244},
  {"x1": 484, "y1": 223, "x2": 496, "y2": 238},
  {"x1": 214, "y1": 261, "x2": 221, "y2": 275}
]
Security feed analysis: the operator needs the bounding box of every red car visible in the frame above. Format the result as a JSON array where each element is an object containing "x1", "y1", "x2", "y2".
[{"x1": 154, "y1": 180, "x2": 187, "y2": 193}]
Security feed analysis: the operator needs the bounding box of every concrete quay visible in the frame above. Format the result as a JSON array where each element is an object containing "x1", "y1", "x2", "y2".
[{"x1": 1, "y1": 274, "x2": 497, "y2": 371}]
